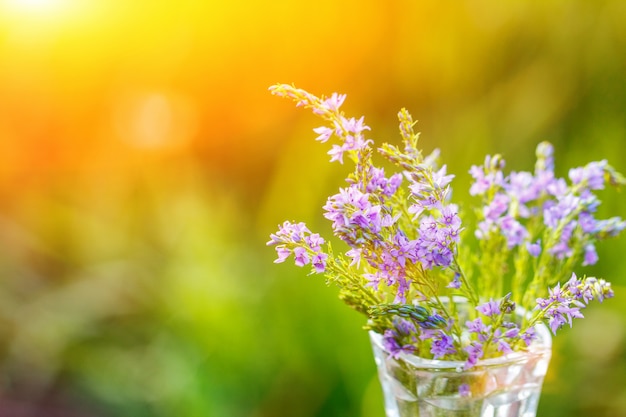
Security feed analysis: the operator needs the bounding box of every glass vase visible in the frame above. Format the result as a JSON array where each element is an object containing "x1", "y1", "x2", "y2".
[{"x1": 369, "y1": 318, "x2": 552, "y2": 417}]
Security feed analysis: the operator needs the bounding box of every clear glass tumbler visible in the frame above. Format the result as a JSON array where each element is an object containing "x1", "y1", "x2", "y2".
[{"x1": 370, "y1": 321, "x2": 552, "y2": 417}]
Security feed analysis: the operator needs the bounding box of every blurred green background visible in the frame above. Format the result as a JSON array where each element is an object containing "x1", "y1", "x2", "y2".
[{"x1": 0, "y1": 0, "x2": 625, "y2": 416}]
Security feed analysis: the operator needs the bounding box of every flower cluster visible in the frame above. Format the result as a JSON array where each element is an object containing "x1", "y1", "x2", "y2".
[
  {"x1": 534, "y1": 273, "x2": 614, "y2": 335},
  {"x1": 267, "y1": 221, "x2": 328, "y2": 273},
  {"x1": 267, "y1": 83, "x2": 625, "y2": 367}
]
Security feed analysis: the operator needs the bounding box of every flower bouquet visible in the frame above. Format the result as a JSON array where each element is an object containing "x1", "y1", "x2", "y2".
[{"x1": 267, "y1": 84, "x2": 625, "y2": 417}]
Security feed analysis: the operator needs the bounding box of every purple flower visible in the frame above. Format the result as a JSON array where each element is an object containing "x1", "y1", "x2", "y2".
[
  {"x1": 503, "y1": 325, "x2": 520, "y2": 339},
  {"x1": 466, "y1": 318, "x2": 490, "y2": 342},
  {"x1": 440, "y1": 205, "x2": 462, "y2": 230},
  {"x1": 507, "y1": 171, "x2": 538, "y2": 204},
  {"x1": 305, "y1": 233, "x2": 325, "y2": 252},
  {"x1": 447, "y1": 273, "x2": 462, "y2": 289},
  {"x1": 578, "y1": 212, "x2": 597, "y2": 233},
  {"x1": 536, "y1": 275, "x2": 614, "y2": 335},
  {"x1": 337, "y1": 115, "x2": 370, "y2": 136},
  {"x1": 469, "y1": 155, "x2": 505, "y2": 196},
  {"x1": 498, "y1": 216, "x2": 528, "y2": 248},
  {"x1": 483, "y1": 193, "x2": 509, "y2": 220},
  {"x1": 346, "y1": 248, "x2": 362, "y2": 267},
  {"x1": 366, "y1": 167, "x2": 403, "y2": 197},
  {"x1": 323, "y1": 186, "x2": 391, "y2": 244},
  {"x1": 293, "y1": 247, "x2": 310, "y2": 267},
  {"x1": 543, "y1": 195, "x2": 580, "y2": 229},
  {"x1": 432, "y1": 165, "x2": 455, "y2": 189},
  {"x1": 313, "y1": 126, "x2": 333, "y2": 143},
  {"x1": 395, "y1": 318, "x2": 417, "y2": 336},
  {"x1": 317, "y1": 92, "x2": 346, "y2": 113},
  {"x1": 312, "y1": 253, "x2": 328, "y2": 273},
  {"x1": 431, "y1": 331, "x2": 456, "y2": 359},
  {"x1": 521, "y1": 328, "x2": 537, "y2": 346},
  {"x1": 383, "y1": 329, "x2": 416, "y2": 359},
  {"x1": 582, "y1": 244, "x2": 598, "y2": 266},
  {"x1": 459, "y1": 384, "x2": 471, "y2": 397},
  {"x1": 464, "y1": 342, "x2": 484, "y2": 369},
  {"x1": 476, "y1": 299, "x2": 500, "y2": 317},
  {"x1": 526, "y1": 240, "x2": 542, "y2": 257},
  {"x1": 594, "y1": 217, "x2": 626, "y2": 238},
  {"x1": 273, "y1": 246, "x2": 291, "y2": 263},
  {"x1": 328, "y1": 144, "x2": 347, "y2": 163},
  {"x1": 496, "y1": 338, "x2": 513, "y2": 354},
  {"x1": 267, "y1": 221, "x2": 310, "y2": 245},
  {"x1": 569, "y1": 160, "x2": 607, "y2": 190}
]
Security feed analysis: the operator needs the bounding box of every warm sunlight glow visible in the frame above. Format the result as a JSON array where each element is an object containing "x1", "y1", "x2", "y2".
[
  {"x1": 5, "y1": 0, "x2": 63, "y2": 13},
  {"x1": 1, "y1": 0, "x2": 103, "y2": 45}
]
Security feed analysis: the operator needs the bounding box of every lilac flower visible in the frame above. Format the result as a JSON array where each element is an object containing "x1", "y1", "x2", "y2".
[
  {"x1": 535, "y1": 274, "x2": 613, "y2": 335},
  {"x1": 293, "y1": 247, "x2": 310, "y2": 267},
  {"x1": 323, "y1": 186, "x2": 392, "y2": 244},
  {"x1": 507, "y1": 171, "x2": 538, "y2": 204},
  {"x1": 459, "y1": 384, "x2": 471, "y2": 397},
  {"x1": 337, "y1": 115, "x2": 370, "y2": 136},
  {"x1": 409, "y1": 205, "x2": 462, "y2": 270},
  {"x1": 431, "y1": 331, "x2": 456, "y2": 359},
  {"x1": 469, "y1": 165, "x2": 491, "y2": 196},
  {"x1": 490, "y1": 327, "x2": 515, "y2": 354},
  {"x1": 432, "y1": 165, "x2": 455, "y2": 189},
  {"x1": 546, "y1": 177, "x2": 568, "y2": 197},
  {"x1": 267, "y1": 221, "x2": 328, "y2": 273},
  {"x1": 311, "y1": 253, "x2": 328, "y2": 273},
  {"x1": 346, "y1": 248, "x2": 362, "y2": 267},
  {"x1": 395, "y1": 318, "x2": 417, "y2": 336},
  {"x1": 382, "y1": 330, "x2": 416, "y2": 359},
  {"x1": 578, "y1": 211, "x2": 597, "y2": 233},
  {"x1": 466, "y1": 318, "x2": 490, "y2": 342},
  {"x1": 469, "y1": 155, "x2": 505, "y2": 196},
  {"x1": 503, "y1": 326, "x2": 520, "y2": 339},
  {"x1": 526, "y1": 240, "x2": 542, "y2": 257},
  {"x1": 382, "y1": 319, "x2": 418, "y2": 359},
  {"x1": 464, "y1": 342, "x2": 484, "y2": 369},
  {"x1": 267, "y1": 221, "x2": 310, "y2": 245},
  {"x1": 274, "y1": 246, "x2": 291, "y2": 263},
  {"x1": 498, "y1": 216, "x2": 528, "y2": 248},
  {"x1": 441, "y1": 205, "x2": 462, "y2": 230},
  {"x1": 476, "y1": 299, "x2": 500, "y2": 317},
  {"x1": 314, "y1": 92, "x2": 346, "y2": 114},
  {"x1": 328, "y1": 144, "x2": 348, "y2": 164},
  {"x1": 483, "y1": 193, "x2": 509, "y2": 220},
  {"x1": 521, "y1": 328, "x2": 537, "y2": 346},
  {"x1": 569, "y1": 160, "x2": 607, "y2": 190},
  {"x1": 582, "y1": 244, "x2": 598, "y2": 266},
  {"x1": 313, "y1": 126, "x2": 333, "y2": 143},
  {"x1": 447, "y1": 273, "x2": 462, "y2": 289},
  {"x1": 594, "y1": 217, "x2": 626, "y2": 238},
  {"x1": 305, "y1": 233, "x2": 325, "y2": 252},
  {"x1": 366, "y1": 167, "x2": 403, "y2": 197},
  {"x1": 548, "y1": 221, "x2": 576, "y2": 259},
  {"x1": 496, "y1": 337, "x2": 513, "y2": 354},
  {"x1": 543, "y1": 195, "x2": 581, "y2": 229}
]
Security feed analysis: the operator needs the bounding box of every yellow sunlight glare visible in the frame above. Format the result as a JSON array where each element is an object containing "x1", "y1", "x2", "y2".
[{"x1": 4, "y1": 0, "x2": 63, "y2": 13}]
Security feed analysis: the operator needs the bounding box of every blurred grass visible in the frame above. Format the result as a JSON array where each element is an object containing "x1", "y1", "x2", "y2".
[{"x1": 0, "y1": 1, "x2": 625, "y2": 416}]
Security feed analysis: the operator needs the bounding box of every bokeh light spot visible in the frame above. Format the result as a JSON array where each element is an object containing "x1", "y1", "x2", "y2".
[{"x1": 112, "y1": 90, "x2": 199, "y2": 150}]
